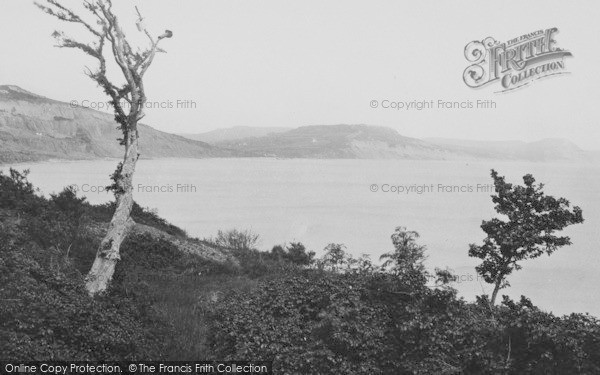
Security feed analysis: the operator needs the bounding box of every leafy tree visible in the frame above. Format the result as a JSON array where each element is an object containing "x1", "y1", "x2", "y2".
[
  {"x1": 269, "y1": 243, "x2": 315, "y2": 266},
  {"x1": 37, "y1": 0, "x2": 173, "y2": 295},
  {"x1": 380, "y1": 226, "x2": 427, "y2": 277},
  {"x1": 321, "y1": 243, "x2": 349, "y2": 272},
  {"x1": 270, "y1": 244, "x2": 286, "y2": 260},
  {"x1": 469, "y1": 170, "x2": 584, "y2": 305},
  {"x1": 284, "y1": 242, "x2": 315, "y2": 266}
]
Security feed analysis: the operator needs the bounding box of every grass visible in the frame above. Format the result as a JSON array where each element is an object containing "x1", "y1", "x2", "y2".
[{"x1": 148, "y1": 274, "x2": 258, "y2": 359}]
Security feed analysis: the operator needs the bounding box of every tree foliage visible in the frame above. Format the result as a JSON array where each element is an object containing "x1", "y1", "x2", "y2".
[
  {"x1": 320, "y1": 243, "x2": 349, "y2": 271},
  {"x1": 469, "y1": 170, "x2": 584, "y2": 304},
  {"x1": 271, "y1": 242, "x2": 316, "y2": 266},
  {"x1": 381, "y1": 227, "x2": 427, "y2": 274}
]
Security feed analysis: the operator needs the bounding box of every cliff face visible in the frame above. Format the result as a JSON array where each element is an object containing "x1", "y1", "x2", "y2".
[
  {"x1": 0, "y1": 85, "x2": 235, "y2": 163},
  {"x1": 213, "y1": 124, "x2": 591, "y2": 161},
  {"x1": 213, "y1": 124, "x2": 453, "y2": 159}
]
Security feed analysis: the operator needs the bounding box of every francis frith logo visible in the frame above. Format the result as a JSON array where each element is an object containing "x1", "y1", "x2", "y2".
[{"x1": 463, "y1": 28, "x2": 572, "y2": 92}]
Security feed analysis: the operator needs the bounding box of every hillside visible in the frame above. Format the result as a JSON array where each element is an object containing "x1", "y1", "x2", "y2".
[
  {"x1": 215, "y1": 124, "x2": 461, "y2": 159},
  {"x1": 0, "y1": 85, "x2": 238, "y2": 163},
  {"x1": 179, "y1": 126, "x2": 291, "y2": 144},
  {"x1": 214, "y1": 124, "x2": 590, "y2": 161}
]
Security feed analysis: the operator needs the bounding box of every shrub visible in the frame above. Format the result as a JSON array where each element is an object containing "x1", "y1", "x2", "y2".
[
  {"x1": 208, "y1": 228, "x2": 260, "y2": 252},
  {"x1": 270, "y1": 242, "x2": 315, "y2": 266},
  {"x1": 0, "y1": 235, "x2": 164, "y2": 361},
  {"x1": 0, "y1": 169, "x2": 43, "y2": 213},
  {"x1": 208, "y1": 270, "x2": 391, "y2": 374}
]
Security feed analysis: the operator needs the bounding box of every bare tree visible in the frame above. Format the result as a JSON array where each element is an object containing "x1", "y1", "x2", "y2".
[{"x1": 36, "y1": 0, "x2": 172, "y2": 295}]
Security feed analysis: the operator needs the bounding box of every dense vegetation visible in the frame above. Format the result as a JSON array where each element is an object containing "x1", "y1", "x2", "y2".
[{"x1": 1, "y1": 169, "x2": 599, "y2": 373}]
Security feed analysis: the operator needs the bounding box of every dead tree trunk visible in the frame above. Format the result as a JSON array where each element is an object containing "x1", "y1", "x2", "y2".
[
  {"x1": 85, "y1": 134, "x2": 139, "y2": 294},
  {"x1": 37, "y1": 0, "x2": 172, "y2": 295}
]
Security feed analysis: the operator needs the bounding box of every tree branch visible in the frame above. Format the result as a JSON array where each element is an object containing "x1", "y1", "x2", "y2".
[
  {"x1": 36, "y1": 0, "x2": 102, "y2": 37},
  {"x1": 38, "y1": 0, "x2": 172, "y2": 135}
]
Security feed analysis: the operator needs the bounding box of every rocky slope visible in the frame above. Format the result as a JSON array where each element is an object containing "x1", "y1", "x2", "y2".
[{"x1": 0, "y1": 85, "x2": 237, "y2": 163}]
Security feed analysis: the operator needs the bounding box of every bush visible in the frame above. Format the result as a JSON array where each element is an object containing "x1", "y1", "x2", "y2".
[
  {"x1": 270, "y1": 242, "x2": 315, "y2": 266},
  {"x1": 0, "y1": 234, "x2": 164, "y2": 360},
  {"x1": 208, "y1": 271, "x2": 389, "y2": 374},
  {"x1": 207, "y1": 228, "x2": 260, "y2": 252},
  {"x1": 0, "y1": 169, "x2": 43, "y2": 213}
]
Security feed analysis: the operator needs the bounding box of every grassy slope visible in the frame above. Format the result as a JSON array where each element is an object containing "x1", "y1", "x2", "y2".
[{"x1": 0, "y1": 169, "x2": 257, "y2": 360}]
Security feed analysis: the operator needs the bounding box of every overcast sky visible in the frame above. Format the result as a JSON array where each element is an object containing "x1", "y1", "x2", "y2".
[{"x1": 1, "y1": 0, "x2": 599, "y2": 149}]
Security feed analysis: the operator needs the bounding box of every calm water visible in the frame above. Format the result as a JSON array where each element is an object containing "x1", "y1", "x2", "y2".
[{"x1": 5, "y1": 158, "x2": 600, "y2": 316}]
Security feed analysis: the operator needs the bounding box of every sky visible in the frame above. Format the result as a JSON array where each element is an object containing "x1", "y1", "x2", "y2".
[{"x1": 1, "y1": 0, "x2": 599, "y2": 149}]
